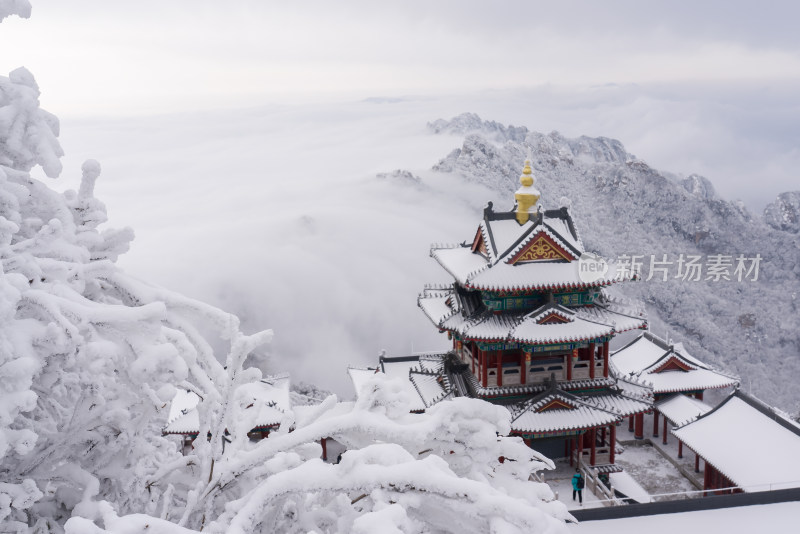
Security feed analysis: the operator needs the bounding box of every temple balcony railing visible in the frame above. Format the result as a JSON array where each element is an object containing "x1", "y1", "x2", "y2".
[
  {"x1": 572, "y1": 361, "x2": 590, "y2": 380},
  {"x1": 527, "y1": 364, "x2": 565, "y2": 383},
  {"x1": 573, "y1": 446, "x2": 612, "y2": 467}
]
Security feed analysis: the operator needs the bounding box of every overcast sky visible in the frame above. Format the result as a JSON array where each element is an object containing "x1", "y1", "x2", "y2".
[
  {"x1": 2, "y1": 1, "x2": 799, "y2": 394},
  {"x1": 2, "y1": 1, "x2": 798, "y2": 208},
  {"x1": 2, "y1": 1, "x2": 800, "y2": 114}
]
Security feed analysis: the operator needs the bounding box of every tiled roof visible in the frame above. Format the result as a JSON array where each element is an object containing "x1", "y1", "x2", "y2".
[
  {"x1": 611, "y1": 332, "x2": 739, "y2": 395},
  {"x1": 672, "y1": 391, "x2": 800, "y2": 491},
  {"x1": 656, "y1": 393, "x2": 711, "y2": 426},
  {"x1": 163, "y1": 374, "x2": 291, "y2": 435},
  {"x1": 418, "y1": 289, "x2": 646, "y2": 345},
  {"x1": 428, "y1": 207, "x2": 632, "y2": 292},
  {"x1": 510, "y1": 390, "x2": 620, "y2": 433}
]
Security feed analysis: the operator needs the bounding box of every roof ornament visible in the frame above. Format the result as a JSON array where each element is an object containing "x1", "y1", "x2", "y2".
[{"x1": 514, "y1": 157, "x2": 541, "y2": 225}]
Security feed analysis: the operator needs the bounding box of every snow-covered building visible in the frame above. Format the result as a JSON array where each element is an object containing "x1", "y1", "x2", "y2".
[
  {"x1": 672, "y1": 389, "x2": 800, "y2": 494},
  {"x1": 354, "y1": 159, "x2": 653, "y2": 466},
  {"x1": 611, "y1": 332, "x2": 738, "y2": 441},
  {"x1": 164, "y1": 373, "x2": 292, "y2": 453}
]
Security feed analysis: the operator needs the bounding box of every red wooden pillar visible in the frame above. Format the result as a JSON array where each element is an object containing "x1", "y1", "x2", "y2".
[
  {"x1": 603, "y1": 341, "x2": 610, "y2": 378},
  {"x1": 662, "y1": 417, "x2": 668, "y2": 444},
  {"x1": 590, "y1": 428, "x2": 597, "y2": 466},
  {"x1": 678, "y1": 440, "x2": 683, "y2": 458},
  {"x1": 696, "y1": 391, "x2": 704, "y2": 401},
  {"x1": 609, "y1": 424, "x2": 616, "y2": 464},
  {"x1": 703, "y1": 462, "x2": 711, "y2": 495},
  {"x1": 588, "y1": 342, "x2": 596, "y2": 379},
  {"x1": 481, "y1": 349, "x2": 488, "y2": 386},
  {"x1": 567, "y1": 349, "x2": 575, "y2": 381},
  {"x1": 653, "y1": 410, "x2": 660, "y2": 437},
  {"x1": 695, "y1": 452, "x2": 700, "y2": 473},
  {"x1": 321, "y1": 438, "x2": 328, "y2": 461},
  {"x1": 496, "y1": 352, "x2": 503, "y2": 387},
  {"x1": 634, "y1": 413, "x2": 644, "y2": 440},
  {"x1": 577, "y1": 432, "x2": 583, "y2": 467},
  {"x1": 520, "y1": 351, "x2": 528, "y2": 385},
  {"x1": 628, "y1": 415, "x2": 634, "y2": 432}
]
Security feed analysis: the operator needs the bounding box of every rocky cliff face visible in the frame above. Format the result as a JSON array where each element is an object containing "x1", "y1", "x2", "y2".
[
  {"x1": 424, "y1": 113, "x2": 800, "y2": 413},
  {"x1": 764, "y1": 191, "x2": 800, "y2": 234}
]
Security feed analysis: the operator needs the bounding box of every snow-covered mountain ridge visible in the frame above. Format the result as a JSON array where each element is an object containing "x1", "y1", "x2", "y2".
[{"x1": 422, "y1": 113, "x2": 800, "y2": 415}]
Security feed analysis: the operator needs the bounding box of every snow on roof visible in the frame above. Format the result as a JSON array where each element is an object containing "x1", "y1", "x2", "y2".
[
  {"x1": 349, "y1": 358, "x2": 430, "y2": 413},
  {"x1": 509, "y1": 314, "x2": 613, "y2": 344},
  {"x1": 348, "y1": 367, "x2": 381, "y2": 396},
  {"x1": 467, "y1": 258, "x2": 627, "y2": 292},
  {"x1": 417, "y1": 289, "x2": 456, "y2": 325},
  {"x1": 511, "y1": 390, "x2": 620, "y2": 433},
  {"x1": 430, "y1": 211, "x2": 628, "y2": 292},
  {"x1": 164, "y1": 374, "x2": 291, "y2": 435},
  {"x1": 167, "y1": 388, "x2": 199, "y2": 425},
  {"x1": 608, "y1": 471, "x2": 651, "y2": 504},
  {"x1": 293, "y1": 401, "x2": 355, "y2": 427},
  {"x1": 543, "y1": 216, "x2": 583, "y2": 254},
  {"x1": 583, "y1": 392, "x2": 651, "y2": 418},
  {"x1": 418, "y1": 289, "x2": 645, "y2": 345},
  {"x1": 409, "y1": 371, "x2": 449, "y2": 408},
  {"x1": 430, "y1": 246, "x2": 489, "y2": 286},
  {"x1": 487, "y1": 218, "x2": 534, "y2": 258},
  {"x1": 672, "y1": 391, "x2": 800, "y2": 491},
  {"x1": 655, "y1": 394, "x2": 711, "y2": 426},
  {"x1": 611, "y1": 332, "x2": 739, "y2": 395}
]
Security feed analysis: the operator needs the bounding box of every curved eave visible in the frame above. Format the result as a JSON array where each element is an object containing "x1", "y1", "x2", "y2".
[
  {"x1": 464, "y1": 279, "x2": 619, "y2": 292},
  {"x1": 653, "y1": 378, "x2": 740, "y2": 396}
]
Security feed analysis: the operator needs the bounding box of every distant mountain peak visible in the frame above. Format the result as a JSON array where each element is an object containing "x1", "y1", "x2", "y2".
[{"x1": 764, "y1": 191, "x2": 800, "y2": 233}]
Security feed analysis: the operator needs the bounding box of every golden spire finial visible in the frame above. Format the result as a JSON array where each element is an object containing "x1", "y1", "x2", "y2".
[
  {"x1": 514, "y1": 157, "x2": 540, "y2": 225},
  {"x1": 520, "y1": 159, "x2": 534, "y2": 187}
]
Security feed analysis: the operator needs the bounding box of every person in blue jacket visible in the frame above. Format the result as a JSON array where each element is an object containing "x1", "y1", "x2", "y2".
[{"x1": 572, "y1": 468, "x2": 584, "y2": 504}]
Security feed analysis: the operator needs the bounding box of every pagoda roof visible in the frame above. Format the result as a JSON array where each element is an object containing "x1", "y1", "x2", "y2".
[
  {"x1": 418, "y1": 288, "x2": 646, "y2": 344},
  {"x1": 429, "y1": 204, "x2": 633, "y2": 292},
  {"x1": 348, "y1": 354, "x2": 451, "y2": 413},
  {"x1": 672, "y1": 390, "x2": 800, "y2": 492},
  {"x1": 611, "y1": 332, "x2": 739, "y2": 395},
  {"x1": 163, "y1": 373, "x2": 292, "y2": 435},
  {"x1": 350, "y1": 353, "x2": 652, "y2": 430},
  {"x1": 509, "y1": 388, "x2": 621, "y2": 434}
]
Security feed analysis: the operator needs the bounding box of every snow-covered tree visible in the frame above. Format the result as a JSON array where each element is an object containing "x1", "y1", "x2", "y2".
[
  {"x1": 1, "y1": 7, "x2": 569, "y2": 534},
  {"x1": 65, "y1": 374, "x2": 569, "y2": 533}
]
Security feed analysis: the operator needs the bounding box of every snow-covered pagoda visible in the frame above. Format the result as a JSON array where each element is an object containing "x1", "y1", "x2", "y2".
[
  {"x1": 402, "y1": 159, "x2": 653, "y2": 465},
  {"x1": 611, "y1": 332, "x2": 739, "y2": 442}
]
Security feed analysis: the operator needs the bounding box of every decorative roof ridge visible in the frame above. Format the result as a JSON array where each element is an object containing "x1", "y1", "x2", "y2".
[
  {"x1": 580, "y1": 391, "x2": 651, "y2": 414},
  {"x1": 430, "y1": 242, "x2": 465, "y2": 251},
  {"x1": 422, "y1": 282, "x2": 453, "y2": 291},
  {"x1": 610, "y1": 331, "x2": 647, "y2": 356},
  {"x1": 492, "y1": 217, "x2": 542, "y2": 264},
  {"x1": 640, "y1": 350, "x2": 701, "y2": 374},
  {"x1": 418, "y1": 352, "x2": 449, "y2": 361},
  {"x1": 613, "y1": 374, "x2": 655, "y2": 399},
  {"x1": 542, "y1": 217, "x2": 584, "y2": 258},
  {"x1": 731, "y1": 388, "x2": 800, "y2": 436},
  {"x1": 558, "y1": 205, "x2": 585, "y2": 251},
  {"x1": 501, "y1": 223, "x2": 575, "y2": 265},
  {"x1": 478, "y1": 219, "x2": 497, "y2": 263},
  {"x1": 526, "y1": 302, "x2": 576, "y2": 323},
  {"x1": 643, "y1": 330, "x2": 673, "y2": 351}
]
